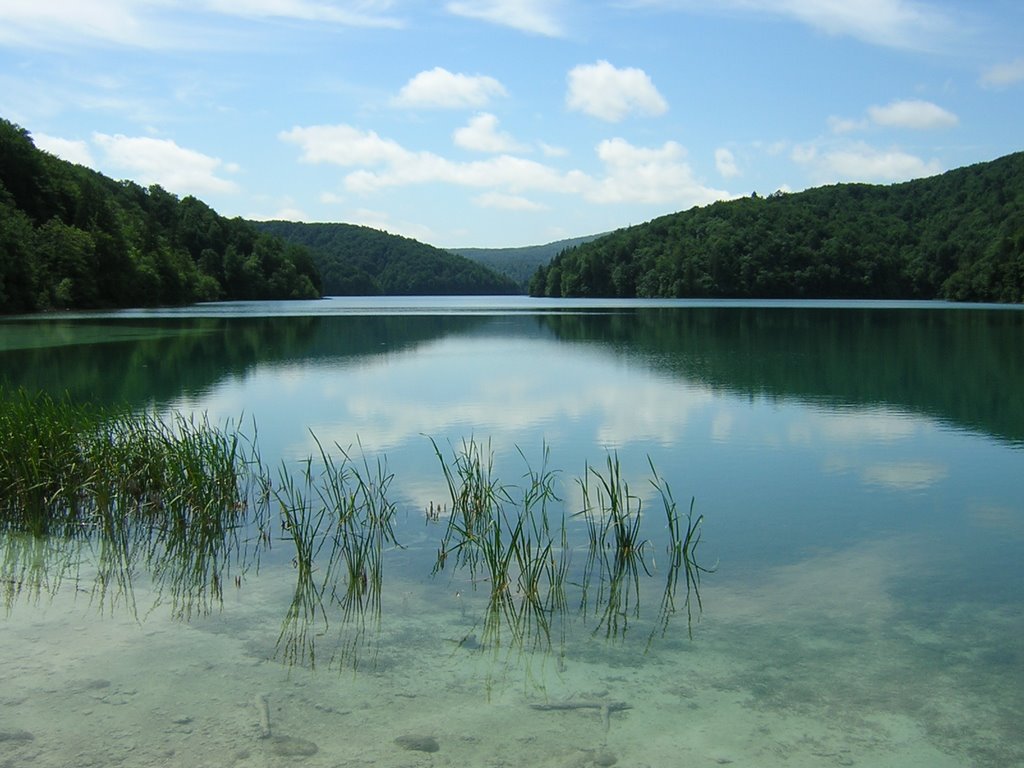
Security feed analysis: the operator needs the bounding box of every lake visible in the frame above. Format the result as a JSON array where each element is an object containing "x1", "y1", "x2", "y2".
[{"x1": 1, "y1": 296, "x2": 1022, "y2": 767}]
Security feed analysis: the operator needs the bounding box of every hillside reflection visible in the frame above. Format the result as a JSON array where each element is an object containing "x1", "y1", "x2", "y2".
[
  {"x1": 539, "y1": 306, "x2": 1024, "y2": 444},
  {"x1": 0, "y1": 314, "x2": 496, "y2": 407},
  {"x1": 1, "y1": 304, "x2": 1020, "y2": 442}
]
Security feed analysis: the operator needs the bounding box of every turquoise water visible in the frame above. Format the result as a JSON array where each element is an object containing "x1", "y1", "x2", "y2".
[{"x1": 1, "y1": 298, "x2": 1022, "y2": 767}]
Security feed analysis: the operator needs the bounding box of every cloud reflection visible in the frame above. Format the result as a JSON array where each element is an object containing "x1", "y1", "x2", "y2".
[
  {"x1": 815, "y1": 408, "x2": 921, "y2": 443},
  {"x1": 861, "y1": 461, "x2": 948, "y2": 491},
  {"x1": 174, "y1": 328, "x2": 959, "y2": 507},
  {"x1": 798, "y1": 406, "x2": 947, "y2": 493},
  {"x1": 287, "y1": 337, "x2": 717, "y2": 455},
  {"x1": 710, "y1": 539, "x2": 912, "y2": 629},
  {"x1": 968, "y1": 503, "x2": 1024, "y2": 539}
]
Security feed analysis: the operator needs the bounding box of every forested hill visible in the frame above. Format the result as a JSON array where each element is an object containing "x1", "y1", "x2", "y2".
[
  {"x1": 452, "y1": 234, "x2": 602, "y2": 291},
  {"x1": 254, "y1": 221, "x2": 518, "y2": 295},
  {"x1": 0, "y1": 118, "x2": 321, "y2": 314},
  {"x1": 531, "y1": 152, "x2": 1024, "y2": 303}
]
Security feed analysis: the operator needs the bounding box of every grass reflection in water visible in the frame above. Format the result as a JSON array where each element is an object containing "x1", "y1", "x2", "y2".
[{"x1": 1, "y1": 387, "x2": 712, "y2": 673}]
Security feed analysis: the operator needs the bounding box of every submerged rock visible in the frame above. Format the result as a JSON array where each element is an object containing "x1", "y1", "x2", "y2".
[
  {"x1": 395, "y1": 734, "x2": 440, "y2": 753},
  {"x1": 269, "y1": 735, "x2": 319, "y2": 757},
  {"x1": 0, "y1": 730, "x2": 34, "y2": 742},
  {"x1": 78, "y1": 679, "x2": 112, "y2": 691}
]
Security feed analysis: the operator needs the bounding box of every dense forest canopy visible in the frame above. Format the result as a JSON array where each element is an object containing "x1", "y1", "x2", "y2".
[
  {"x1": 530, "y1": 152, "x2": 1024, "y2": 303},
  {"x1": 0, "y1": 118, "x2": 321, "y2": 313},
  {"x1": 254, "y1": 221, "x2": 518, "y2": 296}
]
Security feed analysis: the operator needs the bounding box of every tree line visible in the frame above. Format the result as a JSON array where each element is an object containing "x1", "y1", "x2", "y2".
[
  {"x1": 254, "y1": 220, "x2": 518, "y2": 296},
  {"x1": 530, "y1": 152, "x2": 1024, "y2": 303},
  {"x1": 1, "y1": 118, "x2": 321, "y2": 313}
]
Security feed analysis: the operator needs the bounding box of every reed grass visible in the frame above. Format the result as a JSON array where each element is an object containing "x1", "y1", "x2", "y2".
[
  {"x1": 0, "y1": 388, "x2": 102, "y2": 536},
  {"x1": 430, "y1": 435, "x2": 506, "y2": 578},
  {"x1": 573, "y1": 453, "x2": 645, "y2": 637},
  {"x1": 587, "y1": 542, "x2": 645, "y2": 641},
  {"x1": 575, "y1": 453, "x2": 649, "y2": 567},
  {"x1": 1, "y1": 532, "x2": 80, "y2": 611},
  {"x1": 429, "y1": 438, "x2": 573, "y2": 652},
  {"x1": 3, "y1": 385, "x2": 713, "y2": 659},
  {"x1": 1, "y1": 388, "x2": 265, "y2": 618},
  {"x1": 271, "y1": 433, "x2": 400, "y2": 668},
  {"x1": 647, "y1": 460, "x2": 715, "y2": 641},
  {"x1": 327, "y1": 437, "x2": 399, "y2": 615},
  {"x1": 573, "y1": 452, "x2": 715, "y2": 641}
]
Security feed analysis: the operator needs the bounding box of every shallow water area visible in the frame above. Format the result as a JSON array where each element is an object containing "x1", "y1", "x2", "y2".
[{"x1": 2, "y1": 297, "x2": 1022, "y2": 767}]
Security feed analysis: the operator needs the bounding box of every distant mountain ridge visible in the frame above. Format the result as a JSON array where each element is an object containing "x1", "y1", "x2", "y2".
[
  {"x1": 451, "y1": 235, "x2": 603, "y2": 291},
  {"x1": 530, "y1": 152, "x2": 1024, "y2": 303},
  {"x1": 253, "y1": 220, "x2": 518, "y2": 296}
]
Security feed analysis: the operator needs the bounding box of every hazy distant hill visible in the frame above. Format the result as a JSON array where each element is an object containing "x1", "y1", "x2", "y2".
[
  {"x1": 531, "y1": 152, "x2": 1024, "y2": 303},
  {"x1": 254, "y1": 220, "x2": 518, "y2": 296},
  {"x1": 451, "y1": 235, "x2": 602, "y2": 291}
]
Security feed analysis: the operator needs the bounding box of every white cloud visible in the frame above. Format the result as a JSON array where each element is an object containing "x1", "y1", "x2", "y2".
[
  {"x1": 348, "y1": 208, "x2": 439, "y2": 243},
  {"x1": 566, "y1": 60, "x2": 668, "y2": 122},
  {"x1": 715, "y1": 147, "x2": 741, "y2": 178},
  {"x1": 0, "y1": 0, "x2": 151, "y2": 47},
  {"x1": 794, "y1": 141, "x2": 943, "y2": 183},
  {"x1": 344, "y1": 153, "x2": 578, "y2": 195},
  {"x1": 867, "y1": 99, "x2": 958, "y2": 129},
  {"x1": 838, "y1": 148, "x2": 943, "y2": 181},
  {"x1": 33, "y1": 133, "x2": 95, "y2": 167},
  {"x1": 587, "y1": 138, "x2": 730, "y2": 205},
  {"x1": 445, "y1": 0, "x2": 563, "y2": 36},
  {"x1": 767, "y1": 0, "x2": 955, "y2": 50},
  {"x1": 790, "y1": 143, "x2": 817, "y2": 164},
  {"x1": 827, "y1": 99, "x2": 956, "y2": 137},
  {"x1": 539, "y1": 142, "x2": 568, "y2": 157},
  {"x1": 474, "y1": 191, "x2": 546, "y2": 211},
  {"x1": 393, "y1": 67, "x2": 507, "y2": 109},
  {"x1": 980, "y1": 57, "x2": 1024, "y2": 89},
  {"x1": 280, "y1": 123, "x2": 730, "y2": 211},
  {"x1": 280, "y1": 124, "x2": 409, "y2": 166},
  {"x1": 0, "y1": 0, "x2": 401, "y2": 49},
  {"x1": 453, "y1": 113, "x2": 528, "y2": 153},
  {"x1": 624, "y1": 0, "x2": 959, "y2": 52},
  {"x1": 251, "y1": 206, "x2": 308, "y2": 222},
  {"x1": 202, "y1": 0, "x2": 404, "y2": 28},
  {"x1": 828, "y1": 115, "x2": 867, "y2": 134},
  {"x1": 92, "y1": 133, "x2": 240, "y2": 195}
]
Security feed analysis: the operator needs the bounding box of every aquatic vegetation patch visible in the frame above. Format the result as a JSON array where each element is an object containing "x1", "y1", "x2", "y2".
[
  {"x1": 648, "y1": 459, "x2": 714, "y2": 642},
  {"x1": 1, "y1": 388, "x2": 711, "y2": 667},
  {"x1": 430, "y1": 437, "x2": 571, "y2": 650},
  {"x1": 0, "y1": 388, "x2": 257, "y2": 534},
  {"x1": 430, "y1": 438, "x2": 709, "y2": 651},
  {"x1": 272, "y1": 434, "x2": 400, "y2": 668},
  {"x1": 0, "y1": 388, "x2": 266, "y2": 617}
]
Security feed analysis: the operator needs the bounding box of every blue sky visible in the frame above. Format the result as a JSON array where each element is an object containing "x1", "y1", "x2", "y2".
[{"x1": 2, "y1": 1, "x2": 1022, "y2": 248}]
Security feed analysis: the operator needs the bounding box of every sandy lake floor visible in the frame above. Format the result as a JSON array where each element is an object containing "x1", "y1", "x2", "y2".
[{"x1": 2, "y1": 535, "x2": 1022, "y2": 768}]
